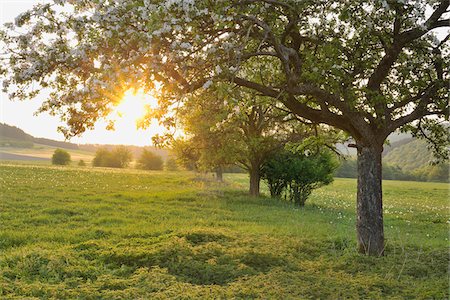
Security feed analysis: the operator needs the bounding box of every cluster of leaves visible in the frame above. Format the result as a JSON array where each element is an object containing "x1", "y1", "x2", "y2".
[
  {"x1": 173, "y1": 85, "x2": 241, "y2": 174},
  {"x1": 170, "y1": 139, "x2": 201, "y2": 171},
  {"x1": 51, "y1": 148, "x2": 71, "y2": 165},
  {"x1": 92, "y1": 146, "x2": 132, "y2": 168},
  {"x1": 137, "y1": 149, "x2": 163, "y2": 170},
  {"x1": 262, "y1": 145, "x2": 338, "y2": 206}
]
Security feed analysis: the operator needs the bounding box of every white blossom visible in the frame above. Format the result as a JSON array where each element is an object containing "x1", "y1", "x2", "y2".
[{"x1": 203, "y1": 80, "x2": 213, "y2": 89}]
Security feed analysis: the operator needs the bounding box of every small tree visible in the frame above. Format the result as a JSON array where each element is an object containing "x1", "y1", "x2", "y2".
[
  {"x1": 170, "y1": 139, "x2": 201, "y2": 171},
  {"x1": 165, "y1": 157, "x2": 178, "y2": 171},
  {"x1": 78, "y1": 159, "x2": 86, "y2": 167},
  {"x1": 92, "y1": 146, "x2": 132, "y2": 168},
  {"x1": 51, "y1": 149, "x2": 71, "y2": 165},
  {"x1": 137, "y1": 149, "x2": 163, "y2": 170},
  {"x1": 110, "y1": 146, "x2": 132, "y2": 168},
  {"x1": 92, "y1": 148, "x2": 111, "y2": 167},
  {"x1": 262, "y1": 147, "x2": 337, "y2": 206}
]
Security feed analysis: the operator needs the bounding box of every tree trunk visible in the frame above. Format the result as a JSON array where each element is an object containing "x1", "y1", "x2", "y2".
[
  {"x1": 249, "y1": 167, "x2": 260, "y2": 197},
  {"x1": 215, "y1": 167, "x2": 223, "y2": 182},
  {"x1": 356, "y1": 143, "x2": 384, "y2": 256}
]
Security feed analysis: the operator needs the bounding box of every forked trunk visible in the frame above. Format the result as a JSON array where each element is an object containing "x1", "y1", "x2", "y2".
[
  {"x1": 249, "y1": 167, "x2": 260, "y2": 197},
  {"x1": 356, "y1": 144, "x2": 384, "y2": 256}
]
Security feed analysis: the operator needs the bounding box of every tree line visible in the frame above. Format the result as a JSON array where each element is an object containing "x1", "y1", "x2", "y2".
[{"x1": 51, "y1": 147, "x2": 176, "y2": 171}]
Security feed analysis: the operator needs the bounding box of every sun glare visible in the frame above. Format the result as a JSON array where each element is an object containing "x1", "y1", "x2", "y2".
[
  {"x1": 87, "y1": 88, "x2": 167, "y2": 146},
  {"x1": 115, "y1": 89, "x2": 159, "y2": 125}
]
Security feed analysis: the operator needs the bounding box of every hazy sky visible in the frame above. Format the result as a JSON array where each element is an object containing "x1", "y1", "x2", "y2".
[{"x1": 0, "y1": 0, "x2": 165, "y2": 146}]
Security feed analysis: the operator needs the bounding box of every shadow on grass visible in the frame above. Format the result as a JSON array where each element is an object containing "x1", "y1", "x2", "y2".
[{"x1": 95, "y1": 232, "x2": 289, "y2": 286}]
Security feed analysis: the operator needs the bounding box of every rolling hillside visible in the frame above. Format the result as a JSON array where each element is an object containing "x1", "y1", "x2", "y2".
[
  {"x1": 0, "y1": 123, "x2": 168, "y2": 163},
  {"x1": 383, "y1": 139, "x2": 433, "y2": 171},
  {"x1": 336, "y1": 136, "x2": 448, "y2": 182}
]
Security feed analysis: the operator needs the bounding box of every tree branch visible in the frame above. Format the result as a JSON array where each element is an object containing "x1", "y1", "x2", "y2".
[{"x1": 367, "y1": 0, "x2": 449, "y2": 92}]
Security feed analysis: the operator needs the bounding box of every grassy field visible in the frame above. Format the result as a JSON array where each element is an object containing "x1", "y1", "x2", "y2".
[{"x1": 0, "y1": 163, "x2": 448, "y2": 299}]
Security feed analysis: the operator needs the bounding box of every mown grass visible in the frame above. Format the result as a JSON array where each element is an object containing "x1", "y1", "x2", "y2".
[{"x1": 0, "y1": 163, "x2": 448, "y2": 299}]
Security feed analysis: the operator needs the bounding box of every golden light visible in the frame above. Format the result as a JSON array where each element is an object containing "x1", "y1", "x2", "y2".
[
  {"x1": 115, "y1": 88, "x2": 159, "y2": 126},
  {"x1": 87, "y1": 87, "x2": 167, "y2": 146}
]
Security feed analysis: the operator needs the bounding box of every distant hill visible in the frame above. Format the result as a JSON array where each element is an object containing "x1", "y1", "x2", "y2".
[
  {"x1": 0, "y1": 123, "x2": 169, "y2": 162},
  {"x1": 336, "y1": 132, "x2": 413, "y2": 157},
  {"x1": 383, "y1": 139, "x2": 434, "y2": 171},
  {"x1": 335, "y1": 136, "x2": 448, "y2": 182},
  {"x1": 0, "y1": 123, "x2": 79, "y2": 150}
]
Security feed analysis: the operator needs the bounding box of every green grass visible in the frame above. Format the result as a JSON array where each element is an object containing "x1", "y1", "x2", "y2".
[{"x1": 0, "y1": 164, "x2": 448, "y2": 299}]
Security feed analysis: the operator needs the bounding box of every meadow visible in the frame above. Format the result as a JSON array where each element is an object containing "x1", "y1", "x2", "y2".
[{"x1": 0, "y1": 163, "x2": 448, "y2": 299}]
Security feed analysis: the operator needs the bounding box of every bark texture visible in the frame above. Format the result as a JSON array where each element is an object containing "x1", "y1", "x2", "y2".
[
  {"x1": 249, "y1": 167, "x2": 261, "y2": 197},
  {"x1": 356, "y1": 144, "x2": 384, "y2": 256}
]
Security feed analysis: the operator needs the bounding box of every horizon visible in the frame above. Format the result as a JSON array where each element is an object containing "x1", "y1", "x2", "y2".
[{"x1": 0, "y1": 121, "x2": 167, "y2": 148}]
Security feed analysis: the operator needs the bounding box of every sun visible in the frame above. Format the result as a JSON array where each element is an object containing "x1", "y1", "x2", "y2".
[
  {"x1": 86, "y1": 87, "x2": 167, "y2": 146},
  {"x1": 115, "y1": 88, "x2": 159, "y2": 126}
]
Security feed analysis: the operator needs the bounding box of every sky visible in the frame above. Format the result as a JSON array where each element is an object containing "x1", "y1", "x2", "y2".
[{"x1": 0, "y1": 0, "x2": 166, "y2": 146}]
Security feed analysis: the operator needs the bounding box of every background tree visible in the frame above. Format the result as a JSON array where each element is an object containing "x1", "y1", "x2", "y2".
[
  {"x1": 51, "y1": 148, "x2": 71, "y2": 165},
  {"x1": 177, "y1": 84, "x2": 339, "y2": 195},
  {"x1": 2, "y1": 0, "x2": 448, "y2": 255},
  {"x1": 109, "y1": 146, "x2": 132, "y2": 168},
  {"x1": 176, "y1": 88, "x2": 240, "y2": 182},
  {"x1": 92, "y1": 146, "x2": 132, "y2": 168},
  {"x1": 78, "y1": 159, "x2": 86, "y2": 167},
  {"x1": 164, "y1": 157, "x2": 178, "y2": 171},
  {"x1": 92, "y1": 148, "x2": 111, "y2": 167},
  {"x1": 170, "y1": 139, "x2": 201, "y2": 171},
  {"x1": 137, "y1": 149, "x2": 164, "y2": 170}
]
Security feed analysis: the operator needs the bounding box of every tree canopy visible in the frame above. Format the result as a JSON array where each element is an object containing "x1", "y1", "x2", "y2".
[
  {"x1": 1, "y1": 1, "x2": 447, "y2": 152},
  {"x1": 137, "y1": 149, "x2": 164, "y2": 170}
]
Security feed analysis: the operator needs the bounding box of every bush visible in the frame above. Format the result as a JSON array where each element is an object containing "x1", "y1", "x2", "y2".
[
  {"x1": 262, "y1": 148, "x2": 337, "y2": 206},
  {"x1": 92, "y1": 146, "x2": 132, "y2": 168},
  {"x1": 137, "y1": 149, "x2": 164, "y2": 170},
  {"x1": 92, "y1": 148, "x2": 110, "y2": 167},
  {"x1": 164, "y1": 157, "x2": 178, "y2": 171},
  {"x1": 78, "y1": 160, "x2": 86, "y2": 167},
  {"x1": 51, "y1": 149, "x2": 71, "y2": 165}
]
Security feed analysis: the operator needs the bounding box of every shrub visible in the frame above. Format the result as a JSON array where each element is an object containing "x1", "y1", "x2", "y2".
[
  {"x1": 92, "y1": 146, "x2": 132, "y2": 168},
  {"x1": 164, "y1": 157, "x2": 178, "y2": 171},
  {"x1": 261, "y1": 148, "x2": 337, "y2": 206},
  {"x1": 92, "y1": 148, "x2": 110, "y2": 167},
  {"x1": 110, "y1": 146, "x2": 133, "y2": 168},
  {"x1": 78, "y1": 160, "x2": 86, "y2": 167},
  {"x1": 137, "y1": 149, "x2": 164, "y2": 170},
  {"x1": 51, "y1": 149, "x2": 71, "y2": 165}
]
